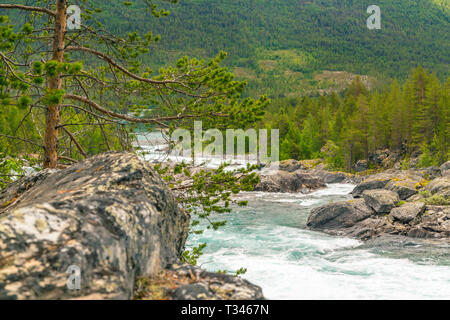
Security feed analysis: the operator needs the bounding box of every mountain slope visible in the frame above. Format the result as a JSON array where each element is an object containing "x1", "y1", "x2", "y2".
[
  {"x1": 4, "y1": 0, "x2": 448, "y2": 95},
  {"x1": 97, "y1": 0, "x2": 449, "y2": 76}
]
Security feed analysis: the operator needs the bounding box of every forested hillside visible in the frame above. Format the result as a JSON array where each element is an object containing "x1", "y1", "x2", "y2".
[
  {"x1": 5, "y1": 1, "x2": 449, "y2": 96},
  {"x1": 0, "y1": 0, "x2": 448, "y2": 175},
  {"x1": 88, "y1": 0, "x2": 449, "y2": 96}
]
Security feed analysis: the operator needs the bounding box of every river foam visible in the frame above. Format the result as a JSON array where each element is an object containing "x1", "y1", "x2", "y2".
[{"x1": 187, "y1": 184, "x2": 450, "y2": 300}]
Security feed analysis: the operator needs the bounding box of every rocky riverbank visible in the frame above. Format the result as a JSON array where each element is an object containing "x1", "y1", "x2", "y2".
[
  {"x1": 255, "y1": 169, "x2": 326, "y2": 193},
  {"x1": 306, "y1": 161, "x2": 450, "y2": 241},
  {"x1": 247, "y1": 159, "x2": 354, "y2": 193},
  {"x1": 0, "y1": 152, "x2": 264, "y2": 300}
]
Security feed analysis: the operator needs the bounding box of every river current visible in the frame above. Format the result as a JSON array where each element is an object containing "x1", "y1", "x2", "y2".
[
  {"x1": 137, "y1": 133, "x2": 450, "y2": 299},
  {"x1": 186, "y1": 184, "x2": 450, "y2": 299}
]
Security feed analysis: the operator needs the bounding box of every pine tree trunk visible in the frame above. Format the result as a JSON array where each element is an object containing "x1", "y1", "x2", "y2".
[
  {"x1": 43, "y1": 0, "x2": 66, "y2": 168},
  {"x1": 364, "y1": 131, "x2": 369, "y2": 161},
  {"x1": 347, "y1": 143, "x2": 353, "y2": 172}
]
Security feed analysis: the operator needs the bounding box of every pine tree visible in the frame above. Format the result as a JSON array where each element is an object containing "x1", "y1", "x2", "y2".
[
  {"x1": 424, "y1": 74, "x2": 442, "y2": 144},
  {"x1": 0, "y1": 1, "x2": 268, "y2": 168},
  {"x1": 410, "y1": 66, "x2": 430, "y2": 150},
  {"x1": 346, "y1": 76, "x2": 368, "y2": 98},
  {"x1": 388, "y1": 79, "x2": 405, "y2": 150},
  {"x1": 331, "y1": 109, "x2": 344, "y2": 142},
  {"x1": 434, "y1": 77, "x2": 449, "y2": 163},
  {"x1": 354, "y1": 95, "x2": 370, "y2": 160}
]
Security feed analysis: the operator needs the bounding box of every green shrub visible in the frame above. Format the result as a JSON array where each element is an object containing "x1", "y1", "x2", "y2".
[
  {"x1": 395, "y1": 200, "x2": 406, "y2": 207},
  {"x1": 400, "y1": 157, "x2": 410, "y2": 170},
  {"x1": 423, "y1": 195, "x2": 450, "y2": 206}
]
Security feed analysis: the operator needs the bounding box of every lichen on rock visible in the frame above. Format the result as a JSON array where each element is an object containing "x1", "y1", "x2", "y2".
[
  {"x1": 0, "y1": 152, "x2": 190, "y2": 299},
  {"x1": 255, "y1": 169, "x2": 326, "y2": 193},
  {"x1": 0, "y1": 152, "x2": 265, "y2": 300}
]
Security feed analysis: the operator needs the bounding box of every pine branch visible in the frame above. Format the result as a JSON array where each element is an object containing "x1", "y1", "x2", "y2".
[
  {"x1": 60, "y1": 126, "x2": 87, "y2": 158},
  {"x1": 65, "y1": 46, "x2": 219, "y2": 98},
  {"x1": 64, "y1": 94, "x2": 228, "y2": 124},
  {"x1": 0, "y1": 4, "x2": 56, "y2": 17}
]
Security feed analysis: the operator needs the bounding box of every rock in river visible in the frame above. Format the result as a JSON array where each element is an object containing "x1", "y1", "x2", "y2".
[
  {"x1": 307, "y1": 199, "x2": 374, "y2": 230},
  {"x1": 389, "y1": 202, "x2": 426, "y2": 223},
  {"x1": 255, "y1": 170, "x2": 326, "y2": 193},
  {"x1": 362, "y1": 189, "x2": 400, "y2": 214},
  {"x1": 385, "y1": 179, "x2": 418, "y2": 200},
  {"x1": 308, "y1": 170, "x2": 450, "y2": 241}
]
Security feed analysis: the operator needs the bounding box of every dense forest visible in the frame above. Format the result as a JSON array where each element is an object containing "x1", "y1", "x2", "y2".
[
  {"x1": 6, "y1": 0, "x2": 449, "y2": 97},
  {"x1": 265, "y1": 67, "x2": 449, "y2": 169},
  {"x1": 87, "y1": 0, "x2": 449, "y2": 96}
]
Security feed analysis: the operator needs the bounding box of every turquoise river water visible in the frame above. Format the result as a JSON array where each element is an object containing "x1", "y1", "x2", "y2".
[{"x1": 186, "y1": 183, "x2": 450, "y2": 299}]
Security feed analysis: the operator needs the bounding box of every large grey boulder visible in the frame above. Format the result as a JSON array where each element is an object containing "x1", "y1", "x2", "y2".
[
  {"x1": 309, "y1": 170, "x2": 354, "y2": 184},
  {"x1": 0, "y1": 152, "x2": 190, "y2": 300},
  {"x1": 440, "y1": 161, "x2": 450, "y2": 176},
  {"x1": 354, "y1": 160, "x2": 368, "y2": 172},
  {"x1": 385, "y1": 179, "x2": 418, "y2": 200},
  {"x1": 255, "y1": 170, "x2": 325, "y2": 193},
  {"x1": 351, "y1": 176, "x2": 391, "y2": 198},
  {"x1": 307, "y1": 199, "x2": 374, "y2": 230},
  {"x1": 362, "y1": 189, "x2": 400, "y2": 214},
  {"x1": 424, "y1": 177, "x2": 450, "y2": 196},
  {"x1": 390, "y1": 202, "x2": 426, "y2": 223},
  {"x1": 277, "y1": 159, "x2": 304, "y2": 172},
  {"x1": 351, "y1": 171, "x2": 424, "y2": 199}
]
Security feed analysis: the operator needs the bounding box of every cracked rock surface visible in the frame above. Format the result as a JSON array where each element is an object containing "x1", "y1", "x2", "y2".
[
  {"x1": 307, "y1": 169, "x2": 449, "y2": 241},
  {"x1": 0, "y1": 152, "x2": 189, "y2": 299}
]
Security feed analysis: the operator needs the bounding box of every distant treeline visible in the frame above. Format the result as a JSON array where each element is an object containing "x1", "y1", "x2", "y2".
[
  {"x1": 87, "y1": 0, "x2": 449, "y2": 79},
  {"x1": 264, "y1": 67, "x2": 449, "y2": 169}
]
